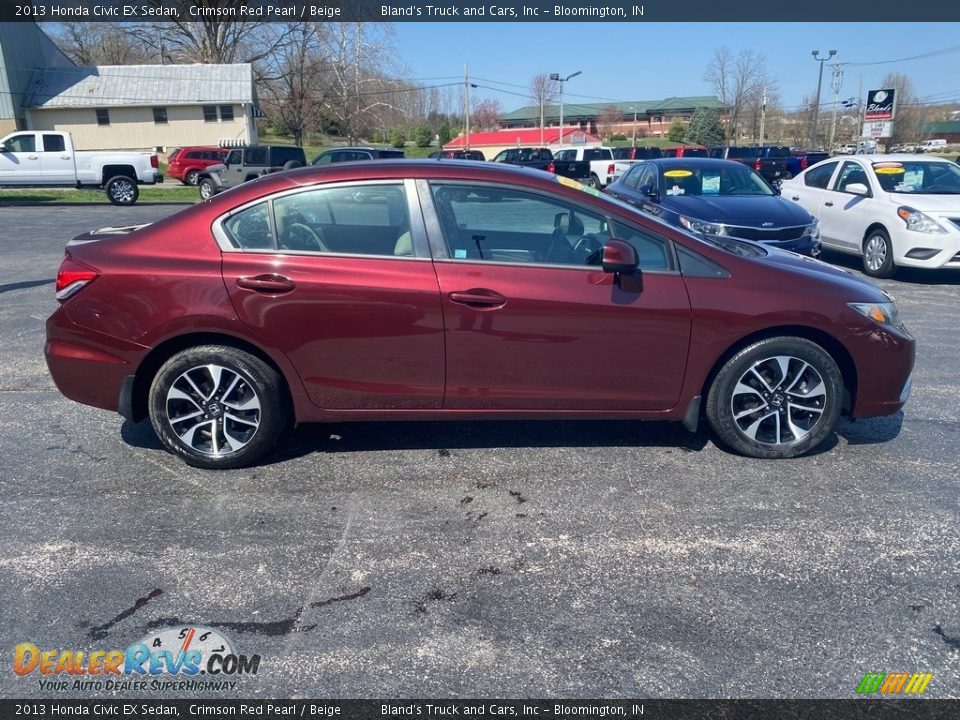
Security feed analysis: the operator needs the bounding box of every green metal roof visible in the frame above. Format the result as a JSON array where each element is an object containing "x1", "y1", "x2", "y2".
[
  {"x1": 920, "y1": 120, "x2": 960, "y2": 134},
  {"x1": 500, "y1": 96, "x2": 723, "y2": 123}
]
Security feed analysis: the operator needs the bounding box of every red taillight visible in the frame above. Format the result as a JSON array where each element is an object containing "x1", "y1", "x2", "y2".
[
  {"x1": 55, "y1": 257, "x2": 99, "y2": 302},
  {"x1": 607, "y1": 163, "x2": 615, "y2": 175},
  {"x1": 547, "y1": 162, "x2": 555, "y2": 174},
  {"x1": 800, "y1": 157, "x2": 809, "y2": 170},
  {"x1": 753, "y1": 160, "x2": 762, "y2": 171},
  {"x1": 151, "y1": 154, "x2": 159, "y2": 168}
]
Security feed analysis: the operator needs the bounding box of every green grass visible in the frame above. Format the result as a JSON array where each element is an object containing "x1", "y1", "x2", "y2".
[{"x1": 0, "y1": 185, "x2": 198, "y2": 204}]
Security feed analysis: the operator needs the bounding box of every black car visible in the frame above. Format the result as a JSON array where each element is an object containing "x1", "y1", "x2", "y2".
[
  {"x1": 311, "y1": 147, "x2": 406, "y2": 164},
  {"x1": 429, "y1": 149, "x2": 486, "y2": 160},
  {"x1": 605, "y1": 158, "x2": 821, "y2": 256},
  {"x1": 612, "y1": 146, "x2": 663, "y2": 160}
]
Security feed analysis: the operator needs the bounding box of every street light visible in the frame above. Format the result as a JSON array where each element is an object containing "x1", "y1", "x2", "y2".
[
  {"x1": 549, "y1": 70, "x2": 581, "y2": 145},
  {"x1": 810, "y1": 49, "x2": 836, "y2": 149}
]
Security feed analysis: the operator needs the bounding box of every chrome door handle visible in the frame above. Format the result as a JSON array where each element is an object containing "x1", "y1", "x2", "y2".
[
  {"x1": 448, "y1": 289, "x2": 507, "y2": 308},
  {"x1": 236, "y1": 274, "x2": 296, "y2": 294}
]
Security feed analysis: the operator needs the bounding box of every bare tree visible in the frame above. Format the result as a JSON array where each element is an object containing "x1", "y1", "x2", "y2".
[
  {"x1": 130, "y1": 3, "x2": 287, "y2": 66},
  {"x1": 320, "y1": 23, "x2": 403, "y2": 144},
  {"x1": 46, "y1": 22, "x2": 156, "y2": 65},
  {"x1": 704, "y1": 47, "x2": 772, "y2": 142},
  {"x1": 881, "y1": 72, "x2": 927, "y2": 145},
  {"x1": 258, "y1": 23, "x2": 326, "y2": 146},
  {"x1": 474, "y1": 98, "x2": 503, "y2": 131},
  {"x1": 531, "y1": 73, "x2": 559, "y2": 142},
  {"x1": 597, "y1": 104, "x2": 624, "y2": 139}
]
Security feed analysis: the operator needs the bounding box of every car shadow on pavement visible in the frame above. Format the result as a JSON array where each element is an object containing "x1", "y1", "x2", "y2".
[
  {"x1": 834, "y1": 412, "x2": 905, "y2": 445},
  {"x1": 120, "y1": 415, "x2": 902, "y2": 467}
]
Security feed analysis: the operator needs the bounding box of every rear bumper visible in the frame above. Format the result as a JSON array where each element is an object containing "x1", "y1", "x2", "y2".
[{"x1": 45, "y1": 309, "x2": 146, "y2": 414}]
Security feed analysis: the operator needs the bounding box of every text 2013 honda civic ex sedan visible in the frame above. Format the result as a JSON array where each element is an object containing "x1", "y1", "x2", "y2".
[{"x1": 45, "y1": 161, "x2": 915, "y2": 468}]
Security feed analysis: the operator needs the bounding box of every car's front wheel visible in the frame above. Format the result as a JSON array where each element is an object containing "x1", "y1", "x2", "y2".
[
  {"x1": 198, "y1": 178, "x2": 217, "y2": 200},
  {"x1": 863, "y1": 227, "x2": 896, "y2": 278},
  {"x1": 706, "y1": 337, "x2": 843, "y2": 459},
  {"x1": 148, "y1": 346, "x2": 288, "y2": 469}
]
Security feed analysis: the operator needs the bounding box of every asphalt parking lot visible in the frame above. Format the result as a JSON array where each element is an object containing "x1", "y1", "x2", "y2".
[{"x1": 1, "y1": 204, "x2": 958, "y2": 700}]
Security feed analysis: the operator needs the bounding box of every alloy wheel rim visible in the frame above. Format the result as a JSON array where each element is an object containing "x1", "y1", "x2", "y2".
[
  {"x1": 110, "y1": 180, "x2": 135, "y2": 203},
  {"x1": 865, "y1": 235, "x2": 887, "y2": 272},
  {"x1": 165, "y1": 364, "x2": 261, "y2": 457},
  {"x1": 730, "y1": 355, "x2": 827, "y2": 446},
  {"x1": 200, "y1": 183, "x2": 213, "y2": 199}
]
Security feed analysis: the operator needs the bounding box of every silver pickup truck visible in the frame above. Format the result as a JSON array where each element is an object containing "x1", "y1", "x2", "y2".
[{"x1": 0, "y1": 130, "x2": 162, "y2": 205}]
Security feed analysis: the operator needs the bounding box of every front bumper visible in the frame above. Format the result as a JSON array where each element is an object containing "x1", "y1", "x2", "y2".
[{"x1": 845, "y1": 320, "x2": 916, "y2": 418}]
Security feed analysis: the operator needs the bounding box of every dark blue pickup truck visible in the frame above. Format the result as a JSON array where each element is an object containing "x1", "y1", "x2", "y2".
[{"x1": 710, "y1": 146, "x2": 830, "y2": 181}]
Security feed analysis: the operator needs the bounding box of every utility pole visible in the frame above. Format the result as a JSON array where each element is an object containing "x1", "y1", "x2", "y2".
[
  {"x1": 828, "y1": 63, "x2": 844, "y2": 152},
  {"x1": 464, "y1": 64, "x2": 470, "y2": 151},
  {"x1": 758, "y1": 88, "x2": 767, "y2": 146},
  {"x1": 631, "y1": 105, "x2": 637, "y2": 147},
  {"x1": 549, "y1": 70, "x2": 581, "y2": 147},
  {"x1": 810, "y1": 49, "x2": 836, "y2": 149}
]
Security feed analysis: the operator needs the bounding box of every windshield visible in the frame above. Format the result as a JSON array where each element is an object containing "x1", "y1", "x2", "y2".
[
  {"x1": 659, "y1": 165, "x2": 775, "y2": 197},
  {"x1": 872, "y1": 161, "x2": 960, "y2": 194}
]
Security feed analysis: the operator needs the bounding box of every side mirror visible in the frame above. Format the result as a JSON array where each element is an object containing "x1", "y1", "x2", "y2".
[
  {"x1": 845, "y1": 182, "x2": 869, "y2": 196},
  {"x1": 639, "y1": 184, "x2": 660, "y2": 202},
  {"x1": 601, "y1": 239, "x2": 639, "y2": 275},
  {"x1": 1, "y1": 141, "x2": 12, "y2": 153}
]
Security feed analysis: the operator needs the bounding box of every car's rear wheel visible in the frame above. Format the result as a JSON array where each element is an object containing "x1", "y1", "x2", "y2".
[
  {"x1": 148, "y1": 346, "x2": 288, "y2": 469},
  {"x1": 706, "y1": 337, "x2": 843, "y2": 459},
  {"x1": 588, "y1": 174, "x2": 602, "y2": 189},
  {"x1": 185, "y1": 169, "x2": 200, "y2": 185},
  {"x1": 863, "y1": 227, "x2": 896, "y2": 278},
  {"x1": 104, "y1": 176, "x2": 138, "y2": 206}
]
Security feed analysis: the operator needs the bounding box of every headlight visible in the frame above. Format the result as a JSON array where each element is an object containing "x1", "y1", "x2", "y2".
[
  {"x1": 897, "y1": 206, "x2": 946, "y2": 234},
  {"x1": 848, "y1": 301, "x2": 900, "y2": 326},
  {"x1": 802, "y1": 219, "x2": 820, "y2": 240},
  {"x1": 679, "y1": 215, "x2": 727, "y2": 236}
]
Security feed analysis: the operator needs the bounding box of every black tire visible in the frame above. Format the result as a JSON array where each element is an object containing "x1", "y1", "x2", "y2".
[
  {"x1": 588, "y1": 173, "x2": 602, "y2": 189},
  {"x1": 282, "y1": 160, "x2": 304, "y2": 170},
  {"x1": 199, "y1": 178, "x2": 217, "y2": 200},
  {"x1": 185, "y1": 169, "x2": 200, "y2": 185},
  {"x1": 148, "y1": 345, "x2": 289, "y2": 469},
  {"x1": 705, "y1": 337, "x2": 843, "y2": 459},
  {"x1": 104, "y1": 175, "x2": 139, "y2": 206},
  {"x1": 862, "y1": 227, "x2": 896, "y2": 278}
]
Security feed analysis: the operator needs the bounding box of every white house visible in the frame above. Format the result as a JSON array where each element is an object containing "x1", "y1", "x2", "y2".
[{"x1": 23, "y1": 63, "x2": 260, "y2": 151}]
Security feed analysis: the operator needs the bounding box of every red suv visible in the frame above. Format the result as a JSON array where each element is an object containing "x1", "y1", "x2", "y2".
[
  {"x1": 45, "y1": 161, "x2": 914, "y2": 468},
  {"x1": 167, "y1": 146, "x2": 228, "y2": 185}
]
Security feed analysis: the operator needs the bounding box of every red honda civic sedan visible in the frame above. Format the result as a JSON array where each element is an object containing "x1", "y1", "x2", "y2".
[{"x1": 45, "y1": 161, "x2": 915, "y2": 468}]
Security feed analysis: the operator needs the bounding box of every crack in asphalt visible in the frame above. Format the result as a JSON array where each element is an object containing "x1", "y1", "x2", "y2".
[
  {"x1": 87, "y1": 588, "x2": 164, "y2": 641},
  {"x1": 933, "y1": 625, "x2": 960, "y2": 649}
]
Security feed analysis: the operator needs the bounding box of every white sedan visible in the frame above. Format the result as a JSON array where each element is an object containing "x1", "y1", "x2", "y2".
[{"x1": 780, "y1": 154, "x2": 960, "y2": 277}]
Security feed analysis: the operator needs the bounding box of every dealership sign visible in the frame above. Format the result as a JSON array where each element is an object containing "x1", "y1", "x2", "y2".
[
  {"x1": 865, "y1": 89, "x2": 896, "y2": 121},
  {"x1": 862, "y1": 121, "x2": 894, "y2": 139}
]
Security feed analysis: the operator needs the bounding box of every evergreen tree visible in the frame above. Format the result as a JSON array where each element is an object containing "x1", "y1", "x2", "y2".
[
  {"x1": 667, "y1": 121, "x2": 686, "y2": 143},
  {"x1": 414, "y1": 124, "x2": 433, "y2": 148},
  {"x1": 685, "y1": 108, "x2": 726, "y2": 146}
]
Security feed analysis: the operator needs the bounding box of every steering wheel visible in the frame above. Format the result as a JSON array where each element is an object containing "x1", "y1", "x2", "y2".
[
  {"x1": 287, "y1": 222, "x2": 328, "y2": 252},
  {"x1": 574, "y1": 233, "x2": 603, "y2": 256},
  {"x1": 924, "y1": 184, "x2": 955, "y2": 193}
]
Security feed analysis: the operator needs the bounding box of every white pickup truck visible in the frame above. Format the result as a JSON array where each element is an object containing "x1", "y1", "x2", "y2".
[
  {"x1": 0, "y1": 130, "x2": 162, "y2": 205},
  {"x1": 551, "y1": 146, "x2": 619, "y2": 189}
]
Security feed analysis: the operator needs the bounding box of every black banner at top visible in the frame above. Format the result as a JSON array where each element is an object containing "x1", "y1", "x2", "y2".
[{"x1": 2, "y1": 0, "x2": 960, "y2": 22}]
